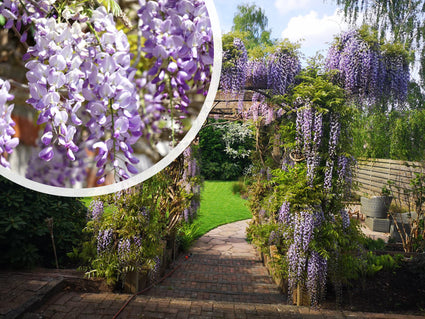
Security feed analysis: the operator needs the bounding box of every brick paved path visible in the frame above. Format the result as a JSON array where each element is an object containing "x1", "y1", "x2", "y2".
[{"x1": 5, "y1": 219, "x2": 424, "y2": 319}]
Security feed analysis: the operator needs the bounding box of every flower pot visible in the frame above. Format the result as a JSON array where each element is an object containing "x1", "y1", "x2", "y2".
[{"x1": 361, "y1": 196, "x2": 392, "y2": 219}]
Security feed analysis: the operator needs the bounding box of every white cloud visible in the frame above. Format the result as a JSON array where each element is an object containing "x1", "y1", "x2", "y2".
[
  {"x1": 274, "y1": 0, "x2": 313, "y2": 15},
  {"x1": 280, "y1": 9, "x2": 349, "y2": 54}
]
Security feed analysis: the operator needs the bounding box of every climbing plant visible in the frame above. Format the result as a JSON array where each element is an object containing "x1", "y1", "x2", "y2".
[{"x1": 220, "y1": 22, "x2": 411, "y2": 306}]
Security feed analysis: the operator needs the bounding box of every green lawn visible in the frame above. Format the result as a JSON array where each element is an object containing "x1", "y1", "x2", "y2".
[
  {"x1": 80, "y1": 181, "x2": 252, "y2": 239},
  {"x1": 194, "y1": 180, "x2": 252, "y2": 238}
]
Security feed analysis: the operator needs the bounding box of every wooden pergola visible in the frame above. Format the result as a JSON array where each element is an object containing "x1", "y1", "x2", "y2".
[{"x1": 209, "y1": 91, "x2": 255, "y2": 121}]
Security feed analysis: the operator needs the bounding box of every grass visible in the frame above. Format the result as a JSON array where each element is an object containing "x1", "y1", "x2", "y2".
[
  {"x1": 80, "y1": 197, "x2": 93, "y2": 208},
  {"x1": 194, "y1": 180, "x2": 252, "y2": 238},
  {"x1": 79, "y1": 181, "x2": 252, "y2": 240}
]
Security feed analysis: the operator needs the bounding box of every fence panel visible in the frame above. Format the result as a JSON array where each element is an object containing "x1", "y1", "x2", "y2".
[{"x1": 354, "y1": 158, "x2": 425, "y2": 206}]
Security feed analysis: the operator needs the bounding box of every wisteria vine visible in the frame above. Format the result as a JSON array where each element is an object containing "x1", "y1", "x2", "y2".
[
  {"x1": 326, "y1": 28, "x2": 410, "y2": 106},
  {"x1": 221, "y1": 38, "x2": 301, "y2": 122}
]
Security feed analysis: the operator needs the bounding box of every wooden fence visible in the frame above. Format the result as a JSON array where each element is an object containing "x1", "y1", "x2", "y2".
[{"x1": 355, "y1": 158, "x2": 425, "y2": 202}]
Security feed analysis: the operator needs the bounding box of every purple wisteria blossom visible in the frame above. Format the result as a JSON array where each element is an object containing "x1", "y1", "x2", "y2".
[
  {"x1": 97, "y1": 228, "x2": 113, "y2": 254},
  {"x1": 137, "y1": 0, "x2": 213, "y2": 131},
  {"x1": 341, "y1": 209, "x2": 350, "y2": 229},
  {"x1": 306, "y1": 250, "x2": 327, "y2": 307},
  {"x1": 247, "y1": 59, "x2": 267, "y2": 89},
  {"x1": 278, "y1": 201, "x2": 291, "y2": 225},
  {"x1": 22, "y1": 6, "x2": 142, "y2": 185},
  {"x1": 324, "y1": 114, "x2": 341, "y2": 191},
  {"x1": 285, "y1": 207, "x2": 326, "y2": 305},
  {"x1": 134, "y1": 236, "x2": 142, "y2": 248},
  {"x1": 221, "y1": 38, "x2": 247, "y2": 94},
  {"x1": 0, "y1": 79, "x2": 18, "y2": 168},
  {"x1": 118, "y1": 238, "x2": 131, "y2": 263},
  {"x1": 326, "y1": 29, "x2": 409, "y2": 105},
  {"x1": 267, "y1": 47, "x2": 301, "y2": 96},
  {"x1": 295, "y1": 103, "x2": 324, "y2": 185},
  {"x1": 89, "y1": 199, "x2": 104, "y2": 221},
  {"x1": 26, "y1": 138, "x2": 87, "y2": 187},
  {"x1": 0, "y1": 0, "x2": 53, "y2": 36}
]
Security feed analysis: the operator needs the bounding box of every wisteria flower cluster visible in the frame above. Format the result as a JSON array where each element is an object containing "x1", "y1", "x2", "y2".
[
  {"x1": 181, "y1": 146, "x2": 201, "y2": 223},
  {"x1": 89, "y1": 199, "x2": 104, "y2": 221},
  {"x1": 97, "y1": 228, "x2": 113, "y2": 255},
  {"x1": 21, "y1": 7, "x2": 142, "y2": 184},
  {"x1": 0, "y1": 0, "x2": 53, "y2": 35},
  {"x1": 137, "y1": 0, "x2": 214, "y2": 133},
  {"x1": 267, "y1": 47, "x2": 301, "y2": 96},
  {"x1": 326, "y1": 28, "x2": 410, "y2": 106},
  {"x1": 295, "y1": 102, "x2": 323, "y2": 185},
  {"x1": 0, "y1": 79, "x2": 18, "y2": 168},
  {"x1": 221, "y1": 37, "x2": 248, "y2": 94},
  {"x1": 25, "y1": 139, "x2": 87, "y2": 187},
  {"x1": 221, "y1": 39, "x2": 300, "y2": 122},
  {"x1": 324, "y1": 114, "x2": 341, "y2": 191},
  {"x1": 283, "y1": 208, "x2": 327, "y2": 306},
  {"x1": 0, "y1": 0, "x2": 214, "y2": 187}
]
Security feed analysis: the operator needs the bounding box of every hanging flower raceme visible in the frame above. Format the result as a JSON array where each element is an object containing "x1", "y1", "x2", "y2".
[
  {"x1": 267, "y1": 46, "x2": 301, "y2": 96},
  {"x1": 0, "y1": 0, "x2": 53, "y2": 38},
  {"x1": 0, "y1": 0, "x2": 215, "y2": 187},
  {"x1": 326, "y1": 28, "x2": 410, "y2": 106},
  {"x1": 26, "y1": 139, "x2": 87, "y2": 187},
  {"x1": 23, "y1": 7, "x2": 142, "y2": 184},
  {"x1": 295, "y1": 102, "x2": 323, "y2": 185},
  {"x1": 82, "y1": 7, "x2": 142, "y2": 183},
  {"x1": 0, "y1": 79, "x2": 18, "y2": 168},
  {"x1": 221, "y1": 37, "x2": 248, "y2": 94},
  {"x1": 284, "y1": 207, "x2": 326, "y2": 306},
  {"x1": 180, "y1": 146, "x2": 201, "y2": 223},
  {"x1": 137, "y1": 0, "x2": 213, "y2": 126},
  {"x1": 324, "y1": 114, "x2": 341, "y2": 191}
]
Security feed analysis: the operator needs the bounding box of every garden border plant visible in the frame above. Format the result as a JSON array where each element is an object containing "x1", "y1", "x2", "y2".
[
  {"x1": 387, "y1": 162, "x2": 425, "y2": 252},
  {"x1": 0, "y1": 176, "x2": 87, "y2": 268},
  {"x1": 75, "y1": 145, "x2": 203, "y2": 289}
]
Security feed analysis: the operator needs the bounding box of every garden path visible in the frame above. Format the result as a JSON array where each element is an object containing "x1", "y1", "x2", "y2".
[{"x1": 3, "y1": 219, "x2": 423, "y2": 319}]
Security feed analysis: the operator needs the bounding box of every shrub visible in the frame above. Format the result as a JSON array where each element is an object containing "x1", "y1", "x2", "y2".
[
  {"x1": 0, "y1": 177, "x2": 87, "y2": 268},
  {"x1": 198, "y1": 119, "x2": 254, "y2": 180}
]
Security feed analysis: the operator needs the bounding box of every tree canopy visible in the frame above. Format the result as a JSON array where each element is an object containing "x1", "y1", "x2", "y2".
[{"x1": 231, "y1": 4, "x2": 274, "y2": 57}]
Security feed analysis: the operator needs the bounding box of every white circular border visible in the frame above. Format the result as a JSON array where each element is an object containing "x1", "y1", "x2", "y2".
[{"x1": 0, "y1": 0, "x2": 222, "y2": 197}]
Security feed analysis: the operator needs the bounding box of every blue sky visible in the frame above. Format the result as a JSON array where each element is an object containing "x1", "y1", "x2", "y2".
[{"x1": 213, "y1": 0, "x2": 353, "y2": 62}]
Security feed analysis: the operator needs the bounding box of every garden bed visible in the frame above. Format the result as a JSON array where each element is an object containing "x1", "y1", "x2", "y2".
[
  {"x1": 261, "y1": 246, "x2": 425, "y2": 315},
  {"x1": 322, "y1": 257, "x2": 425, "y2": 315}
]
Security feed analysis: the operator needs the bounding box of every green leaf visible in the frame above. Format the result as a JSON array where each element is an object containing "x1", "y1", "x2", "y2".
[{"x1": 98, "y1": 0, "x2": 122, "y2": 17}]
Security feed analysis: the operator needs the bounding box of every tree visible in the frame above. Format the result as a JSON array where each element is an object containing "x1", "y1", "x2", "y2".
[{"x1": 231, "y1": 4, "x2": 274, "y2": 56}]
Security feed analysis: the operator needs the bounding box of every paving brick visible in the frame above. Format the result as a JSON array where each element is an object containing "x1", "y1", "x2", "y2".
[{"x1": 3, "y1": 220, "x2": 419, "y2": 319}]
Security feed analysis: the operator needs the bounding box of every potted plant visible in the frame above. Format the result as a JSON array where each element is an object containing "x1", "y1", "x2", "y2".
[{"x1": 360, "y1": 186, "x2": 393, "y2": 219}]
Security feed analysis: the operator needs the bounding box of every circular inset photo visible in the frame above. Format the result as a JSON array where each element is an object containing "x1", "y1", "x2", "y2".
[{"x1": 0, "y1": 0, "x2": 221, "y2": 196}]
